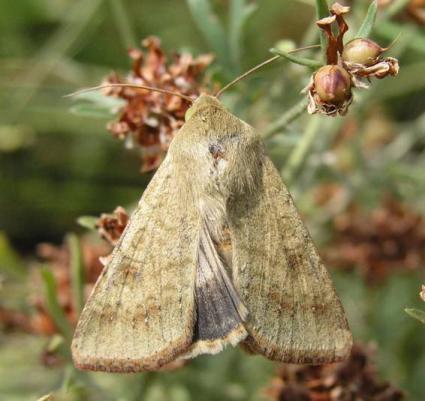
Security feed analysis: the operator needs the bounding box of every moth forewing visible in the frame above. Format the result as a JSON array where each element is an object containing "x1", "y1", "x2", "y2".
[{"x1": 71, "y1": 156, "x2": 200, "y2": 372}]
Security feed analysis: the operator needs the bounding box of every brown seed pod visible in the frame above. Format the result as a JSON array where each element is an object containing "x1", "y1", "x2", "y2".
[
  {"x1": 314, "y1": 65, "x2": 352, "y2": 103},
  {"x1": 342, "y1": 38, "x2": 384, "y2": 66}
]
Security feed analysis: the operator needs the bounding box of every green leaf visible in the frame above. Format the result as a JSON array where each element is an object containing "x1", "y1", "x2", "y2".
[
  {"x1": 228, "y1": 0, "x2": 257, "y2": 71},
  {"x1": 186, "y1": 0, "x2": 230, "y2": 70},
  {"x1": 70, "y1": 103, "x2": 116, "y2": 118},
  {"x1": 270, "y1": 48, "x2": 322, "y2": 68},
  {"x1": 405, "y1": 308, "x2": 425, "y2": 324},
  {"x1": 315, "y1": 0, "x2": 329, "y2": 61},
  {"x1": 67, "y1": 233, "x2": 85, "y2": 315},
  {"x1": 41, "y1": 267, "x2": 73, "y2": 340},
  {"x1": 76, "y1": 215, "x2": 98, "y2": 230},
  {"x1": 70, "y1": 90, "x2": 125, "y2": 107},
  {"x1": 356, "y1": 0, "x2": 378, "y2": 38}
]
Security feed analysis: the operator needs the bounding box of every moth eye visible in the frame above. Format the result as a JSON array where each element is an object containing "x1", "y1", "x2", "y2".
[{"x1": 208, "y1": 143, "x2": 224, "y2": 160}]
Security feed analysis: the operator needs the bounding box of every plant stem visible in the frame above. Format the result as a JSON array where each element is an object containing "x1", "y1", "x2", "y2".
[
  {"x1": 282, "y1": 116, "x2": 321, "y2": 184},
  {"x1": 67, "y1": 233, "x2": 85, "y2": 315},
  {"x1": 262, "y1": 98, "x2": 307, "y2": 139}
]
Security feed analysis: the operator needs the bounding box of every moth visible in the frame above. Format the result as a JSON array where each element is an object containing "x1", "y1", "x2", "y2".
[{"x1": 71, "y1": 93, "x2": 353, "y2": 373}]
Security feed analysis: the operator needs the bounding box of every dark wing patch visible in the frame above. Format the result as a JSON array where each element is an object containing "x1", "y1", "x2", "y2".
[{"x1": 180, "y1": 223, "x2": 248, "y2": 359}]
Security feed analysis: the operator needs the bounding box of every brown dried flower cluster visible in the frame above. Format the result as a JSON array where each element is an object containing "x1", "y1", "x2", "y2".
[
  {"x1": 407, "y1": 0, "x2": 425, "y2": 24},
  {"x1": 325, "y1": 198, "x2": 425, "y2": 283},
  {"x1": 378, "y1": 0, "x2": 425, "y2": 25},
  {"x1": 307, "y1": 3, "x2": 399, "y2": 116},
  {"x1": 104, "y1": 36, "x2": 214, "y2": 171},
  {"x1": 266, "y1": 343, "x2": 404, "y2": 401},
  {"x1": 96, "y1": 206, "x2": 129, "y2": 246}
]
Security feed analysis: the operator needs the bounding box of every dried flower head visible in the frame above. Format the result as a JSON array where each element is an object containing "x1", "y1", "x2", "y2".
[
  {"x1": 407, "y1": 0, "x2": 425, "y2": 24},
  {"x1": 306, "y1": 65, "x2": 353, "y2": 116},
  {"x1": 104, "y1": 36, "x2": 214, "y2": 172},
  {"x1": 325, "y1": 198, "x2": 425, "y2": 283},
  {"x1": 343, "y1": 38, "x2": 399, "y2": 80},
  {"x1": 96, "y1": 206, "x2": 129, "y2": 246},
  {"x1": 306, "y1": 3, "x2": 399, "y2": 116},
  {"x1": 266, "y1": 343, "x2": 404, "y2": 401}
]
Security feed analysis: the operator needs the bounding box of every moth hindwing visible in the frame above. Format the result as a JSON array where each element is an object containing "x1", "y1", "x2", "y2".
[{"x1": 72, "y1": 95, "x2": 352, "y2": 372}]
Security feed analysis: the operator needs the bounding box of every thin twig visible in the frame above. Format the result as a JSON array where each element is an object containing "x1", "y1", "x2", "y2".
[
  {"x1": 64, "y1": 83, "x2": 194, "y2": 102},
  {"x1": 282, "y1": 116, "x2": 321, "y2": 184},
  {"x1": 262, "y1": 98, "x2": 308, "y2": 138}
]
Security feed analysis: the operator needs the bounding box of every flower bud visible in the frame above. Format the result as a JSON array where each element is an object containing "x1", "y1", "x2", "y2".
[
  {"x1": 314, "y1": 65, "x2": 352, "y2": 104},
  {"x1": 342, "y1": 38, "x2": 384, "y2": 66}
]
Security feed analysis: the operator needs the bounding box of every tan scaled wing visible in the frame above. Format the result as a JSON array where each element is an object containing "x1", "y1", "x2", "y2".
[
  {"x1": 229, "y1": 156, "x2": 352, "y2": 364},
  {"x1": 72, "y1": 155, "x2": 200, "y2": 372}
]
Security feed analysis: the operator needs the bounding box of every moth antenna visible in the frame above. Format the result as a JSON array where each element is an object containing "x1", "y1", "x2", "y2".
[
  {"x1": 64, "y1": 83, "x2": 194, "y2": 103},
  {"x1": 216, "y1": 44, "x2": 321, "y2": 98},
  {"x1": 382, "y1": 32, "x2": 402, "y2": 52}
]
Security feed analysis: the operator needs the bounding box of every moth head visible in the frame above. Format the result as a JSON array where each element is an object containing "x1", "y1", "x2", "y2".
[{"x1": 185, "y1": 94, "x2": 224, "y2": 122}]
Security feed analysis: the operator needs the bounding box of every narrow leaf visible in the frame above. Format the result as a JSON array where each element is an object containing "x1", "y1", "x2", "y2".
[
  {"x1": 270, "y1": 48, "x2": 322, "y2": 68},
  {"x1": 67, "y1": 233, "x2": 85, "y2": 314},
  {"x1": 41, "y1": 267, "x2": 73, "y2": 339},
  {"x1": 315, "y1": 0, "x2": 329, "y2": 60},
  {"x1": 186, "y1": 0, "x2": 230, "y2": 68},
  {"x1": 356, "y1": 0, "x2": 378, "y2": 38},
  {"x1": 229, "y1": 0, "x2": 257, "y2": 71},
  {"x1": 70, "y1": 104, "x2": 116, "y2": 118},
  {"x1": 405, "y1": 308, "x2": 425, "y2": 324}
]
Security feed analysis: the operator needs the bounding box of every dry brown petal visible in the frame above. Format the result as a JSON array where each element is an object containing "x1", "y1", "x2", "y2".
[
  {"x1": 330, "y1": 2, "x2": 350, "y2": 15},
  {"x1": 346, "y1": 57, "x2": 399, "y2": 79},
  {"x1": 331, "y1": 4, "x2": 350, "y2": 54},
  {"x1": 96, "y1": 206, "x2": 129, "y2": 246},
  {"x1": 317, "y1": 16, "x2": 338, "y2": 64},
  {"x1": 317, "y1": 15, "x2": 337, "y2": 26}
]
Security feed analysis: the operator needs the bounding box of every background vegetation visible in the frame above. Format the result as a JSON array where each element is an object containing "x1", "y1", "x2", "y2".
[{"x1": 0, "y1": 0, "x2": 424, "y2": 400}]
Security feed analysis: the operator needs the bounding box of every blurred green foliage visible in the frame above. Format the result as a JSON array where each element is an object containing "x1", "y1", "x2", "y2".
[{"x1": 0, "y1": 0, "x2": 425, "y2": 400}]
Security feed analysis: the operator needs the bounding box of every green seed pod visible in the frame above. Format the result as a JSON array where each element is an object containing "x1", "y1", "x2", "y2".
[
  {"x1": 342, "y1": 38, "x2": 383, "y2": 66},
  {"x1": 314, "y1": 65, "x2": 352, "y2": 104}
]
